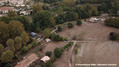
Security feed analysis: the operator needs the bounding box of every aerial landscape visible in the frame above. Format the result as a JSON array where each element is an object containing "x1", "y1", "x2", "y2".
[{"x1": 0, "y1": 0, "x2": 119, "y2": 67}]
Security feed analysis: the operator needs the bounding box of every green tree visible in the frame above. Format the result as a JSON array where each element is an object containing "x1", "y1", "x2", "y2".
[
  {"x1": 65, "y1": 11, "x2": 79, "y2": 21},
  {"x1": 76, "y1": 19, "x2": 82, "y2": 25},
  {"x1": 7, "y1": 10, "x2": 18, "y2": 17},
  {"x1": 15, "y1": 36, "x2": 22, "y2": 50},
  {"x1": 33, "y1": 10, "x2": 55, "y2": 29},
  {"x1": 21, "y1": 46, "x2": 28, "y2": 53},
  {"x1": 0, "y1": 21, "x2": 9, "y2": 44},
  {"x1": 43, "y1": 28, "x2": 50, "y2": 38},
  {"x1": 54, "y1": 48, "x2": 63, "y2": 58},
  {"x1": 21, "y1": 31, "x2": 29, "y2": 45},
  {"x1": 33, "y1": 4, "x2": 42, "y2": 14},
  {"x1": 68, "y1": 22, "x2": 73, "y2": 28},
  {"x1": 6, "y1": 39, "x2": 15, "y2": 52},
  {"x1": 45, "y1": 51, "x2": 52, "y2": 57},
  {"x1": 0, "y1": 44, "x2": 4, "y2": 53},
  {"x1": 1, "y1": 50, "x2": 14, "y2": 63},
  {"x1": 35, "y1": 27, "x2": 41, "y2": 33},
  {"x1": 9, "y1": 20, "x2": 24, "y2": 39}
]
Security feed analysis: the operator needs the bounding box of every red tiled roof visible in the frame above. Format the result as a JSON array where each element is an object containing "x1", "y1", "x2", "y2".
[{"x1": 0, "y1": 7, "x2": 14, "y2": 11}]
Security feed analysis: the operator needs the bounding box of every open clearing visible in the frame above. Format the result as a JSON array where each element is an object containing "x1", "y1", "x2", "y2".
[
  {"x1": 74, "y1": 41, "x2": 119, "y2": 67},
  {"x1": 54, "y1": 22, "x2": 119, "y2": 67}
]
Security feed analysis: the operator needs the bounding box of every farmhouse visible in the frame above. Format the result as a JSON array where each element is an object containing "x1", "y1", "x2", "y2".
[
  {"x1": 15, "y1": 53, "x2": 38, "y2": 67},
  {"x1": 89, "y1": 17, "x2": 99, "y2": 22}
]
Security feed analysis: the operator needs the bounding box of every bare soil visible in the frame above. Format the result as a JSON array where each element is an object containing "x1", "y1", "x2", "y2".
[{"x1": 54, "y1": 22, "x2": 119, "y2": 67}]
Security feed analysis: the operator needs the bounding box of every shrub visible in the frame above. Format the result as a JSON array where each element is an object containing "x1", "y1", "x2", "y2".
[
  {"x1": 76, "y1": 19, "x2": 82, "y2": 26},
  {"x1": 50, "y1": 55, "x2": 56, "y2": 63},
  {"x1": 109, "y1": 32, "x2": 119, "y2": 40},
  {"x1": 74, "y1": 49, "x2": 78, "y2": 54},
  {"x1": 68, "y1": 22, "x2": 73, "y2": 28},
  {"x1": 45, "y1": 51, "x2": 52, "y2": 57},
  {"x1": 63, "y1": 42, "x2": 73, "y2": 49}
]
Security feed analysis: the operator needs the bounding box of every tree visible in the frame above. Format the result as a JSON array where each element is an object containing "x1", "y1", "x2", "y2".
[
  {"x1": 0, "y1": 44, "x2": 4, "y2": 53},
  {"x1": 76, "y1": 19, "x2": 82, "y2": 25},
  {"x1": 21, "y1": 46, "x2": 28, "y2": 53},
  {"x1": 33, "y1": 10, "x2": 55, "y2": 29},
  {"x1": 45, "y1": 51, "x2": 52, "y2": 57},
  {"x1": 6, "y1": 39, "x2": 15, "y2": 52},
  {"x1": 35, "y1": 27, "x2": 41, "y2": 33},
  {"x1": 65, "y1": 11, "x2": 79, "y2": 21},
  {"x1": 9, "y1": 20, "x2": 24, "y2": 39},
  {"x1": 43, "y1": 29, "x2": 50, "y2": 38},
  {"x1": 7, "y1": 10, "x2": 18, "y2": 17},
  {"x1": 21, "y1": 31, "x2": 29, "y2": 45},
  {"x1": 68, "y1": 22, "x2": 73, "y2": 28},
  {"x1": 54, "y1": 48, "x2": 63, "y2": 58},
  {"x1": 33, "y1": 4, "x2": 42, "y2": 14},
  {"x1": 55, "y1": 13, "x2": 66, "y2": 24},
  {"x1": 0, "y1": 21, "x2": 9, "y2": 44},
  {"x1": 15, "y1": 36, "x2": 22, "y2": 50},
  {"x1": 1, "y1": 50, "x2": 14, "y2": 63}
]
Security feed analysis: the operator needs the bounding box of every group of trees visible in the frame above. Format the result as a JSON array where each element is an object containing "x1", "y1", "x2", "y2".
[
  {"x1": 0, "y1": 16, "x2": 31, "y2": 31},
  {"x1": 55, "y1": 4, "x2": 98, "y2": 24},
  {"x1": 0, "y1": 21, "x2": 29, "y2": 63},
  {"x1": 104, "y1": 17, "x2": 119, "y2": 28},
  {"x1": 97, "y1": 2, "x2": 119, "y2": 16},
  {"x1": 80, "y1": 0, "x2": 116, "y2": 4},
  {"x1": 49, "y1": 33, "x2": 67, "y2": 41}
]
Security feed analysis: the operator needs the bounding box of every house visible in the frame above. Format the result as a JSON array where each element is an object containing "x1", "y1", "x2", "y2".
[
  {"x1": 20, "y1": 11, "x2": 30, "y2": 15},
  {"x1": 41, "y1": 56, "x2": 50, "y2": 63},
  {"x1": 30, "y1": 32, "x2": 37, "y2": 37},
  {"x1": 89, "y1": 17, "x2": 99, "y2": 23},
  {"x1": 0, "y1": 7, "x2": 14, "y2": 13},
  {"x1": 15, "y1": 53, "x2": 38, "y2": 67},
  {"x1": 45, "y1": 38, "x2": 51, "y2": 42}
]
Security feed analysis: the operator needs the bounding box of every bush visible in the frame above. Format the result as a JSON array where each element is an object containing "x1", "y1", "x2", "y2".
[
  {"x1": 76, "y1": 19, "x2": 82, "y2": 26},
  {"x1": 109, "y1": 32, "x2": 119, "y2": 40},
  {"x1": 57, "y1": 26, "x2": 62, "y2": 32},
  {"x1": 50, "y1": 55, "x2": 56, "y2": 63},
  {"x1": 45, "y1": 51, "x2": 52, "y2": 57},
  {"x1": 68, "y1": 22, "x2": 73, "y2": 28}
]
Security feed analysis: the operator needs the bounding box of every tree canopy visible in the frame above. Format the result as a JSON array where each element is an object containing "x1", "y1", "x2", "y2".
[{"x1": 1, "y1": 50, "x2": 14, "y2": 63}]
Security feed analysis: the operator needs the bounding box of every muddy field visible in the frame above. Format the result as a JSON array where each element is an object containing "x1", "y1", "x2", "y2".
[{"x1": 54, "y1": 22, "x2": 119, "y2": 67}]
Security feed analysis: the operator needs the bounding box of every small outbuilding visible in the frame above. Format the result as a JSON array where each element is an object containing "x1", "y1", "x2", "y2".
[
  {"x1": 89, "y1": 17, "x2": 99, "y2": 22},
  {"x1": 45, "y1": 38, "x2": 51, "y2": 42},
  {"x1": 30, "y1": 32, "x2": 37, "y2": 37},
  {"x1": 41, "y1": 56, "x2": 50, "y2": 63}
]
